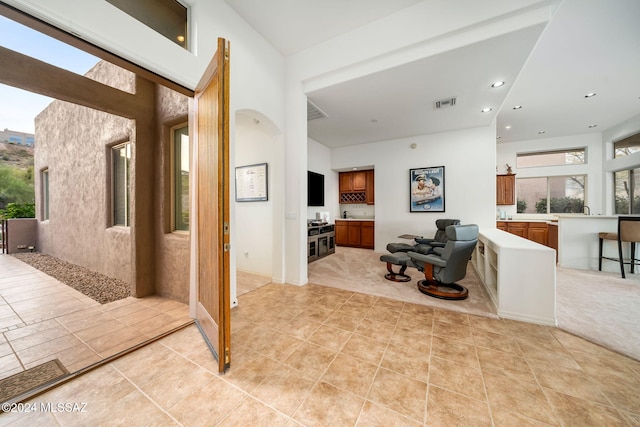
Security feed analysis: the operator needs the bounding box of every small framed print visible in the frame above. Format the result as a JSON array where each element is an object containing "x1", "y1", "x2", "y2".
[{"x1": 235, "y1": 163, "x2": 268, "y2": 202}]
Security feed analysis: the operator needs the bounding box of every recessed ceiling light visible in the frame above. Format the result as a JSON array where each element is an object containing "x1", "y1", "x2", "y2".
[
  {"x1": 177, "y1": 35, "x2": 185, "y2": 43},
  {"x1": 585, "y1": 92, "x2": 596, "y2": 98},
  {"x1": 490, "y1": 81, "x2": 505, "y2": 88},
  {"x1": 505, "y1": 125, "x2": 511, "y2": 129},
  {"x1": 538, "y1": 130, "x2": 546, "y2": 134},
  {"x1": 496, "y1": 136, "x2": 501, "y2": 140},
  {"x1": 513, "y1": 105, "x2": 522, "y2": 110},
  {"x1": 481, "y1": 107, "x2": 492, "y2": 113},
  {"x1": 588, "y1": 124, "x2": 598, "y2": 128}
]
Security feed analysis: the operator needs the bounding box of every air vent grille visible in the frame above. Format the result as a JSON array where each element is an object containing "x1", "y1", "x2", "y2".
[
  {"x1": 307, "y1": 99, "x2": 328, "y2": 121},
  {"x1": 434, "y1": 97, "x2": 457, "y2": 109}
]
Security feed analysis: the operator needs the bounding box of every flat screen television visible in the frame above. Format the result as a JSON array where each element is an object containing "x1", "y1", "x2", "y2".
[{"x1": 307, "y1": 171, "x2": 324, "y2": 206}]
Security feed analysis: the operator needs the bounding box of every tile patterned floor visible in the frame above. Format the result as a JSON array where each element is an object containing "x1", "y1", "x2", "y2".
[
  {"x1": 2, "y1": 281, "x2": 640, "y2": 426},
  {"x1": 0, "y1": 255, "x2": 190, "y2": 383}
]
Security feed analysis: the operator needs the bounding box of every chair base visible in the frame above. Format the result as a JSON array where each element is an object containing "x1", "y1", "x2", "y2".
[
  {"x1": 384, "y1": 263, "x2": 411, "y2": 282},
  {"x1": 417, "y1": 279, "x2": 468, "y2": 300}
]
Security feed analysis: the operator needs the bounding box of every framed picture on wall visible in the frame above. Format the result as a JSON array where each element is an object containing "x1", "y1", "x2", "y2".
[
  {"x1": 235, "y1": 163, "x2": 268, "y2": 202},
  {"x1": 410, "y1": 166, "x2": 445, "y2": 212}
]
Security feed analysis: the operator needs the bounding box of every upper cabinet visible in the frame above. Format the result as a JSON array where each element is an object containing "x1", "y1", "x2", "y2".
[
  {"x1": 496, "y1": 174, "x2": 515, "y2": 205},
  {"x1": 365, "y1": 170, "x2": 375, "y2": 205},
  {"x1": 340, "y1": 170, "x2": 374, "y2": 204}
]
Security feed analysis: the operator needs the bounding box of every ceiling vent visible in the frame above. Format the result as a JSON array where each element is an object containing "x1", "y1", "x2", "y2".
[
  {"x1": 307, "y1": 99, "x2": 328, "y2": 121},
  {"x1": 434, "y1": 97, "x2": 457, "y2": 109}
]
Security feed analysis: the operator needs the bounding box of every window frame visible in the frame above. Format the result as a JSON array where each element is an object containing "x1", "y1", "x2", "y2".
[
  {"x1": 105, "y1": 0, "x2": 190, "y2": 50},
  {"x1": 171, "y1": 123, "x2": 189, "y2": 232},
  {"x1": 516, "y1": 174, "x2": 587, "y2": 214},
  {"x1": 41, "y1": 167, "x2": 49, "y2": 221},
  {"x1": 613, "y1": 167, "x2": 640, "y2": 214},
  {"x1": 613, "y1": 132, "x2": 640, "y2": 158},
  {"x1": 111, "y1": 141, "x2": 132, "y2": 227},
  {"x1": 516, "y1": 148, "x2": 587, "y2": 169}
]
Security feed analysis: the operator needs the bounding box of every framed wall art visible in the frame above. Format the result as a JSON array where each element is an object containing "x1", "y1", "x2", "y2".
[
  {"x1": 410, "y1": 166, "x2": 445, "y2": 212},
  {"x1": 235, "y1": 163, "x2": 268, "y2": 202}
]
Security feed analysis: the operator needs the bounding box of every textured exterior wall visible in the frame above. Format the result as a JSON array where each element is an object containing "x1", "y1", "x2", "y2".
[
  {"x1": 153, "y1": 85, "x2": 190, "y2": 302},
  {"x1": 6, "y1": 219, "x2": 37, "y2": 253},
  {"x1": 34, "y1": 61, "x2": 190, "y2": 301},
  {"x1": 34, "y1": 63, "x2": 136, "y2": 284}
]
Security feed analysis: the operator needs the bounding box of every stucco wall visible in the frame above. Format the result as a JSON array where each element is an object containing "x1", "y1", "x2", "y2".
[
  {"x1": 5, "y1": 218, "x2": 37, "y2": 253},
  {"x1": 154, "y1": 85, "x2": 190, "y2": 302},
  {"x1": 35, "y1": 62, "x2": 135, "y2": 283},
  {"x1": 34, "y1": 61, "x2": 191, "y2": 302}
]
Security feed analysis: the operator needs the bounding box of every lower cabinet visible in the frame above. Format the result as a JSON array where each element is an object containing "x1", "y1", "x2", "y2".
[
  {"x1": 527, "y1": 223, "x2": 548, "y2": 246},
  {"x1": 497, "y1": 221, "x2": 551, "y2": 247},
  {"x1": 335, "y1": 220, "x2": 374, "y2": 249},
  {"x1": 361, "y1": 222, "x2": 374, "y2": 249}
]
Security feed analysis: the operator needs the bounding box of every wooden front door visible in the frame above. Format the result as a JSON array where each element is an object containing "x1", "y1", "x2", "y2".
[{"x1": 192, "y1": 38, "x2": 231, "y2": 373}]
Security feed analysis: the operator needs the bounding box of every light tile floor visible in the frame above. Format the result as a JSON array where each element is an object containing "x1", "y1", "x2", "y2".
[
  {"x1": 0, "y1": 255, "x2": 190, "y2": 383},
  {"x1": 2, "y1": 281, "x2": 640, "y2": 426}
]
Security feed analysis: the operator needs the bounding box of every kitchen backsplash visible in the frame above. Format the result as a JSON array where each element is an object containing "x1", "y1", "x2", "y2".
[{"x1": 338, "y1": 203, "x2": 375, "y2": 218}]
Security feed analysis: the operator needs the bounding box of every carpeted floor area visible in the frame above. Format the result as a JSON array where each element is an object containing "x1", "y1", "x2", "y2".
[
  {"x1": 308, "y1": 246, "x2": 496, "y2": 319},
  {"x1": 556, "y1": 266, "x2": 640, "y2": 361}
]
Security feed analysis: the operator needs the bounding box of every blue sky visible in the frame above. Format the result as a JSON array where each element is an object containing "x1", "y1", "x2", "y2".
[{"x1": 0, "y1": 15, "x2": 99, "y2": 133}]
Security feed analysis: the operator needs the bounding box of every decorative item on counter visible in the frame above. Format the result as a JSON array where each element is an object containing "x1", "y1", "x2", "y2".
[{"x1": 506, "y1": 163, "x2": 513, "y2": 174}]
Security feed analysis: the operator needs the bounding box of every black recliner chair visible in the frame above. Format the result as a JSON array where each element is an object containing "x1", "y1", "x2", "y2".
[
  {"x1": 386, "y1": 218, "x2": 460, "y2": 254},
  {"x1": 380, "y1": 219, "x2": 460, "y2": 282},
  {"x1": 407, "y1": 224, "x2": 479, "y2": 300}
]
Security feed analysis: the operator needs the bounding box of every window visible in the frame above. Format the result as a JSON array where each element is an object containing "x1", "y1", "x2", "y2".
[
  {"x1": 614, "y1": 132, "x2": 640, "y2": 158},
  {"x1": 516, "y1": 148, "x2": 586, "y2": 168},
  {"x1": 112, "y1": 142, "x2": 131, "y2": 226},
  {"x1": 172, "y1": 125, "x2": 189, "y2": 231},
  {"x1": 614, "y1": 168, "x2": 640, "y2": 214},
  {"x1": 42, "y1": 168, "x2": 49, "y2": 220},
  {"x1": 105, "y1": 0, "x2": 188, "y2": 49},
  {"x1": 517, "y1": 175, "x2": 585, "y2": 214}
]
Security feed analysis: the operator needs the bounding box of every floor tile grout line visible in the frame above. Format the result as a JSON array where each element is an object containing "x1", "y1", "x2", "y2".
[{"x1": 111, "y1": 363, "x2": 186, "y2": 426}]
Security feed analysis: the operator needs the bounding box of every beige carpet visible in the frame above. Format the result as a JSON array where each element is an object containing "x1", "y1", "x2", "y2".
[
  {"x1": 307, "y1": 247, "x2": 496, "y2": 318},
  {"x1": 307, "y1": 247, "x2": 640, "y2": 361},
  {"x1": 556, "y1": 266, "x2": 640, "y2": 361}
]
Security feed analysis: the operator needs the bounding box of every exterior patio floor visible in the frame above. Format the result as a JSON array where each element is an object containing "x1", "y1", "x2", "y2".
[{"x1": 0, "y1": 254, "x2": 191, "y2": 384}]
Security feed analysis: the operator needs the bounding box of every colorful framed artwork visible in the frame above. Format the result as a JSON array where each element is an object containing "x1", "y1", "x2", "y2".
[{"x1": 410, "y1": 166, "x2": 445, "y2": 212}]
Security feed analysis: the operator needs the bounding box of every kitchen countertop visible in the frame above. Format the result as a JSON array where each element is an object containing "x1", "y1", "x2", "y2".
[{"x1": 336, "y1": 217, "x2": 375, "y2": 221}]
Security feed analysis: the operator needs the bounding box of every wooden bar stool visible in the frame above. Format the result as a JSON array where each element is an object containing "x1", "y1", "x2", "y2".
[
  {"x1": 599, "y1": 216, "x2": 640, "y2": 278},
  {"x1": 617, "y1": 216, "x2": 640, "y2": 278}
]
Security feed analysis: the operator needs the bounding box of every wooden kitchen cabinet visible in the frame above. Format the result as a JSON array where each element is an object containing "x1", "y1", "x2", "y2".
[
  {"x1": 527, "y1": 223, "x2": 548, "y2": 246},
  {"x1": 339, "y1": 170, "x2": 374, "y2": 204},
  {"x1": 365, "y1": 170, "x2": 375, "y2": 205},
  {"x1": 335, "y1": 220, "x2": 374, "y2": 249},
  {"x1": 339, "y1": 171, "x2": 366, "y2": 192},
  {"x1": 352, "y1": 172, "x2": 366, "y2": 191},
  {"x1": 339, "y1": 173, "x2": 353, "y2": 193},
  {"x1": 496, "y1": 174, "x2": 515, "y2": 205},
  {"x1": 547, "y1": 222, "x2": 558, "y2": 262},
  {"x1": 348, "y1": 221, "x2": 362, "y2": 245},
  {"x1": 361, "y1": 221, "x2": 374, "y2": 249},
  {"x1": 335, "y1": 221, "x2": 348, "y2": 245},
  {"x1": 506, "y1": 221, "x2": 528, "y2": 238},
  {"x1": 497, "y1": 220, "x2": 550, "y2": 247}
]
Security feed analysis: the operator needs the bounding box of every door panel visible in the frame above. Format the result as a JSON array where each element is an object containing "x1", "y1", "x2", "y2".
[{"x1": 192, "y1": 38, "x2": 231, "y2": 373}]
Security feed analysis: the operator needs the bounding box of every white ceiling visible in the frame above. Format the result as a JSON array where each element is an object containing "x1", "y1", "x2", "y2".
[{"x1": 225, "y1": 0, "x2": 640, "y2": 147}]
